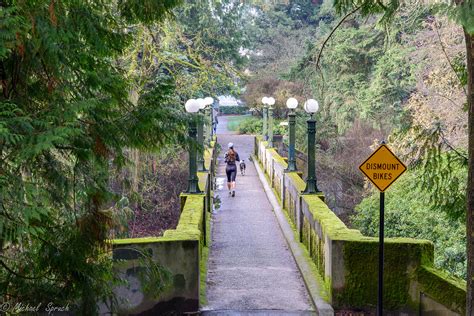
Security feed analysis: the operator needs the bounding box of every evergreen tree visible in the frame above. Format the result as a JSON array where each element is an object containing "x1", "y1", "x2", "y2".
[{"x1": 0, "y1": 0, "x2": 187, "y2": 312}]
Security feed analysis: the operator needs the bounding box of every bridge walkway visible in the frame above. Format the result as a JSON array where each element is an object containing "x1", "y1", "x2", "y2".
[{"x1": 202, "y1": 116, "x2": 315, "y2": 314}]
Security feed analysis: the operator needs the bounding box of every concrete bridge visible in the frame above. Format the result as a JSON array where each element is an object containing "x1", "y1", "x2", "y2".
[{"x1": 106, "y1": 116, "x2": 466, "y2": 315}]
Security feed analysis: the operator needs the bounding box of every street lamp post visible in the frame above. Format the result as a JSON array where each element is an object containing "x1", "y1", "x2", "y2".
[
  {"x1": 302, "y1": 99, "x2": 322, "y2": 194},
  {"x1": 285, "y1": 97, "x2": 298, "y2": 172},
  {"x1": 267, "y1": 97, "x2": 275, "y2": 147},
  {"x1": 204, "y1": 97, "x2": 214, "y2": 146},
  {"x1": 196, "y1": 98, "x2": 207, "y2": 172},
  {"x1": 185, "y1": 99, "x2": 202, "y2": 194},
  {"x1": 262, "y1": 97, "x2": 268, "y2": 141},
  {"x1": 205, "y1": 105, "x2": 211, "y2": 146}
]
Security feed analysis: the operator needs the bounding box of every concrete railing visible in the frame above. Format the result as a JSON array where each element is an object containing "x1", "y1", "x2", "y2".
[
  {"x1": 255, "y1": 136, "x2": 466, "y2": 315},
  {"x1": 102, "y1": 141, "x2": 217, "y2": 314}
]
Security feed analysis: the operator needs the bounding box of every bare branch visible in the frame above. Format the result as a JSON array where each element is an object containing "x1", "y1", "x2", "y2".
[
  {"x1": 313, "y1": 5, "x2": 362, "y2": 71},
  {"x1": 433, "y1": 20, "x2": 467, "y2": 96}
]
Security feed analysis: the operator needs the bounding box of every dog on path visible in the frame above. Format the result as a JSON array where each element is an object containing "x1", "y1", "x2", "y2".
[{"x1": 240, "y1": 159, "x2": 246, "y2": 175}]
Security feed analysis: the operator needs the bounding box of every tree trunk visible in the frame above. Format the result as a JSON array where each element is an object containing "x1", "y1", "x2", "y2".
[{"x1": 465, "y1": 29, "x2": 474, "y2": 316}]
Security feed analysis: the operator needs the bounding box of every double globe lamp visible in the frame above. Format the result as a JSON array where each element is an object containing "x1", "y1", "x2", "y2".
[
  {"x1": 184, "y1": 97, "x2": 214, "y2": 194},
  {"x1": 284, "y1": 97, "x2": 321, "y2": 194},
  {"x1": 261, "y1": 96, "x2": 275, "y2": 146}
]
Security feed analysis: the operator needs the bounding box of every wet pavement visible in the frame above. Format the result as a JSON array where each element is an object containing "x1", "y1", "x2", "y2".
[{"x1": 204, "y1": 116, "x2": 314, "y2": 314}]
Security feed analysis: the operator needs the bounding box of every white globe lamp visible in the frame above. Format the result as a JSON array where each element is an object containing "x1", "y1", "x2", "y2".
[
  {"x1": 196, "y1": 98, "x2": 206, "y2": 110},
  {"x1": 304, "y1": 99, "x2": 319, "y2": 113},
  {"x1": 204, "y1": 97, "x2": 214, "y2": 106},
  {"x1": 286, "y1": 97, "x2": 298, "y2": 109},
  {"x1": 185, "y1": 99, "x2": 200, "y2": 113}
]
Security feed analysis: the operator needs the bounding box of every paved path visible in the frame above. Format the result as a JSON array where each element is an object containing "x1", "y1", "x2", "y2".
[{"x1": 204, "y1": 116, "x2": 314, "y2": 314}]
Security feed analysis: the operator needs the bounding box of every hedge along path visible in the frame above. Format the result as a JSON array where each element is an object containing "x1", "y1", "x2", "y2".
[{"x1": 204, "y1": 116, "x2": 314, "y2": 312}]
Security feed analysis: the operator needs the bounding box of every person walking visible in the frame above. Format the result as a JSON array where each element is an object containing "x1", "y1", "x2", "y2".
[
  {"x1": 225, "y1": 142, "x2": 240, "y2": 197},
  {"x1": 213, "y1": 114, "x2": 218, "y2": 134}
]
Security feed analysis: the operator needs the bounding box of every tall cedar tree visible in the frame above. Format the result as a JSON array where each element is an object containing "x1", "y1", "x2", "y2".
[
  {"x1": 0, "y1": 0, "x2": 189, "y2": 313},
  {"x1": 332, "y1": 0, "x2": 474, "y2": 314}
]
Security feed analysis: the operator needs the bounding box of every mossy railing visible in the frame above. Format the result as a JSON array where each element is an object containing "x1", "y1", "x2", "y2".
[
  {"x1": 104, "y1": 141, "x2": 217, "y2": 315},
  {"x1": 255, "y1": 136, "x2": 466, "y2": 314}
]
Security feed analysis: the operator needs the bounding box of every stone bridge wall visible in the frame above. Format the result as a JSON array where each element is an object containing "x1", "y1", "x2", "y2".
[
  {"x1": 102, "y1": 141, "x2": 217, "y2": 315},
  {"x1": 255, "y1": 136, "x2": 466, "y2": 315}
]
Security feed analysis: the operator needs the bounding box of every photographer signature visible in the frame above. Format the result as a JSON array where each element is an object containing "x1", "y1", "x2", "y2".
[{"x1": 0, "y1": 301, "x2": 70, "y2": 314}]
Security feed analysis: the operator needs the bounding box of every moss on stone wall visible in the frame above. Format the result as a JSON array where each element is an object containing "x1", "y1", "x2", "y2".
[
  {"x1": 337, "y1": 239, "x2": 433, "y2": 310},
  {"x1": 199, "y1": 201, "x2": 212, "y2": 307},
  {"x1": 267, "y1": 148, "x2": 288, "y2": 168},
  {"x1": 416, "y1": 265, "x2": 466, "y2": 314},
  {"x1": 287, "y1": 172, "x2": 306, "y2": 192}
]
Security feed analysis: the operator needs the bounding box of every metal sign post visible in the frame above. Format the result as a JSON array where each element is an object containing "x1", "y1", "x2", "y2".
[
  {"x1": 378, "y1": 191, "x2": 384, "y2": 316},
  {"x1": 359, "y1": 142, "x2": 406, "y2": 316}
]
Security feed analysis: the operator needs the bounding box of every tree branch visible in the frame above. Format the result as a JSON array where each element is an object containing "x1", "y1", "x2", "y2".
[
  {"x1": 0, "y1": 259, "x2": 45, "y2": 280},
  {"x1": 433, "y1": 20, "x2": 467, "y2": 96},
  {"x1": 313, "y1": 5, "x2": 362, "y2": 71}
]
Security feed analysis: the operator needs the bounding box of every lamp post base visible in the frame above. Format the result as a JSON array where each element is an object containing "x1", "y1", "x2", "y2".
[
  {"x1": 302, "y1": 179, "x2": 322, "y2": 195},
  {"x1": 284, "y1": 160, "x2": 298, "y2": 172},
  {"x1": 186, "y1": 178, "x2": 202, "y2": 194}
]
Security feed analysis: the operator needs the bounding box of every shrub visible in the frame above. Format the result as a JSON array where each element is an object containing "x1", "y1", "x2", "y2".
[
  {"x1": 219, "y1": 106, "x2": 249, "y2": 115},
  {"x1": 237, "y1": 117, "x2": 286, "y2": 135}
]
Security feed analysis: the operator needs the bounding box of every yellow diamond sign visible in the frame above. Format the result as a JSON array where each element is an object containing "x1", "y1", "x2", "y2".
[{"x1": 359, "y1": 144, "x2": 407, "y2": 192}]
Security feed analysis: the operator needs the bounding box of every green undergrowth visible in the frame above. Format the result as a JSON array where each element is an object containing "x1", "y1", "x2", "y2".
[{"x1": 226, "y1": 115, "x2": 253, "y2": 131}]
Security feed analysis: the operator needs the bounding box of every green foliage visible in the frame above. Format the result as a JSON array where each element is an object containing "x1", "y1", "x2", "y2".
[
  {"x1": 290, "y1": 13, "x2": 421, "y2": 135},
  {"x1": 452, "y1": 54, "x2": 468, "y2": 87},
  {"x1": 226, "y1": 115, "x2": 252, "y2": 131},
  {"x1": 334, "y1": 0, "x2": 401, "y2": 22},
  {"x1": 219, "y1": 106, "x2": 249, "y2": 115},
  {"x1": 177, "y1": 1, "x2": 249, "y2": 70},
  {"x1": 118, "y1": 0, "x2": 182, "y2": 24},
  {"x1": 417, "y1": 147, "x2": 467, "y2": 221},
  {"x1": 234, "y1": 116, "x2": 286, "y2": 135},
  {"x1": 0, "y1": 0, "x2": 190, "y2": 313},
  {"x1": 353, "y1": 168, "x2": 466, "y2": 279},
  {"x1": 437, "y1": 2, "x2": 474, "y2": 34},
  {"x1": 358, "y1": 46, "x2": 416, "y2": 129}
]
